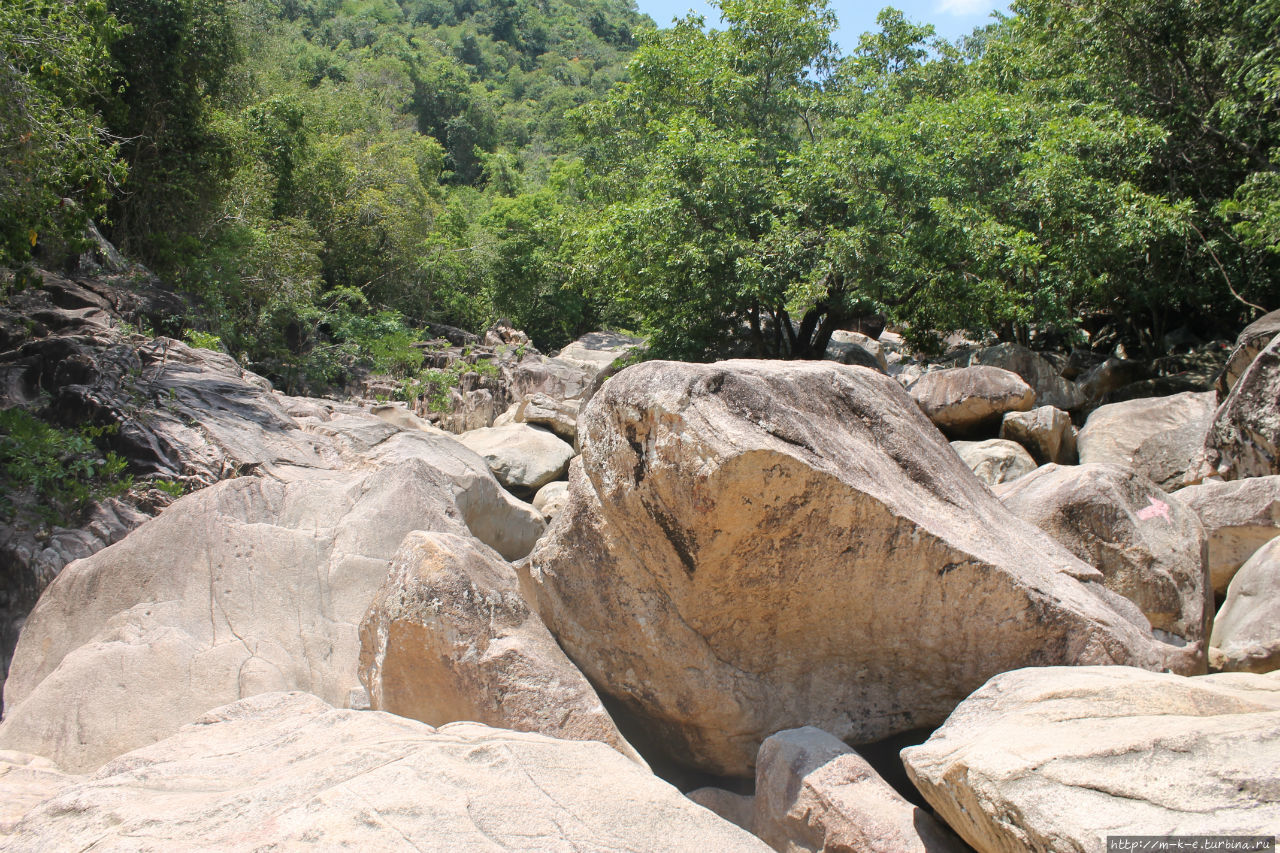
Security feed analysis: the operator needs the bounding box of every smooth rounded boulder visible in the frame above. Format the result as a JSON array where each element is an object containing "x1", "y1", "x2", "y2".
[
  {"x1": 357, "y1": 531, "x2": 639, "y2": 761},
  {"x1": 902, "y1": 666, "x2": 1280, "y2": 850},
  {"x1": 524, "y1": 360, "x2": 1184, "y2": 777},
  {"x1": 1, "y1": 692, "x2": 767, "y2": 851},
  {"x1": 457, "y1": 423, "x2": 575, "y2": 496},
  {"x1": 995, "y1": 463, "x2": 1210, "y2": 664},
  {"x1": 1077, "y1": 390, "x2": 1216, "y2": 489},
  {"x1": 909, "y1": 365, "x2": 1035, "y2": 436},
  {"x1": 1210, "y1": 537, "x2": 1280, "y2": 674}
]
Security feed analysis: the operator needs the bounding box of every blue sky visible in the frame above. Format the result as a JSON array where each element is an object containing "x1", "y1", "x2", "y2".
[{"x1": 632, "y1": 0, "x2": 1012, "y2": 52}]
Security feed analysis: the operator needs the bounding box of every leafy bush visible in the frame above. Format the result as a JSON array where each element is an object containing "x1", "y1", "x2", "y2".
[{"x1": 0, "y1": 409, "x2": 133, "y2": 524}]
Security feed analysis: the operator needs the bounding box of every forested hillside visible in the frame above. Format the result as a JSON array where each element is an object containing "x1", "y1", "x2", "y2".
[{"x1": 3, "y1": 0, "x2": 1278, "y2": 382}]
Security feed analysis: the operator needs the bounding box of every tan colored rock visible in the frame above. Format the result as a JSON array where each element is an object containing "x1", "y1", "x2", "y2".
[
  {"x1": 909, "y1": 365, "x2": 1035, "y2": 436},
  {"x1": 752, "y1": 727, "x2": 963, "y2": 853},
  {"x1": 1194, "y1": 335, "x2": 1280, "y2": 482},
  {"x1": 1000, "y1": 405, "x2": 1077, "y2": 464},
  {"x1": 532, "y1": 480, "x2": 570, "y2": 521},
  {"x1": 1077, "y1": 391, "x2": 1216, "y2": 489},
  {"x1": 687, "y1": 787, "x2": 754, "y2": 833},
  {"x1": 525, "y1": 359, "x2": 1184, "y2": 777},
  {"x1": 950, "y1": 438, "x2": 1037, "y2": 486},
  {"x1": 902, "y1": 666, "x2": 1280, "y2": 851},
  {"x1": 357, "y1": 531, "x2": 639, "y2": 761},
  {"x1": 514, "y1": 393, "x2": 580, "y2": 442},
  {"x1": 1, "y1": 691, "x2": 768, "y2": 851},
  {"x1": 1211, "y1": 537, "x2": 1280, "y2": 674},
  {"x1": 959, "y1": 343, "x2": 1084, "y2": 412},
  {"x1": 0, "y1": 448, "x2": 536, "y2": 773},
  {"x1": 995, "y1": 463, "x2": 1209, "y2": 664},
  {"x1": 457, "y1": 423, "x2": 575, "y2": 496},
  {"x1": 1177, "y1": 475, "x2": 1280, "y2": 594},
  {"x1": 0, "y1": 751, "x2": 79, "y2": 836}
]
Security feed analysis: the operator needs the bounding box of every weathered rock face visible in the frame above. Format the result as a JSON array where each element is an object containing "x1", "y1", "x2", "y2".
[
  {"x1": 513, "y1": 393, "x2": 580, "y2": 442},
  {"x1": 950, "y1": 438, "x2": 1037, "y2": 486},
  {"x1": 1000, "y1": 405, "x2": 1077, "y2": 465},
  {"x1": 1176, "y1": 475, "x2": 1280, "y2": 594},
  {"x1": 752, "y1": 727, "x2": 963, "y2": 853},
  {"x1": 0, "y1": 751, "x2": 77, "y2": 836},
  {"x1": 995, "y1": 463, "x2": 1209, "y2": 665},
  {"x1": 457, "y1": 423, "x2": 575, "y2": 497},
  {"x1": 1218, "y1": 308, "x2": 1280, "y2": 397},
  {"x1": 525, "y1": 359, "x2": 1183, "y2": 777},
  {"x1": 0, "y1": 692, "x2": 768, "y2": 851},
  {"x1": 357, "y1": 531, "x2": 639, "y2": 761},
  {"x1": 0, "y1": 427, "x2": 541, "y2": 773},
  {"x1": 902, "y1": 666, "x2": 1280, "y2": 851},
  {"x1": 824, "y1": 331, "x2": 889, "y2": 372},
  {"x1": 909, "y1": 365, "x2": 1035, "y2": 437},
  {"x1": 1077, "y1": 391, "x2": 1216, "y2": 489},
  {"x1": 1194, "y1": 335, "x2": 1280, "y2": 482},
  {"x1": 1210, "y1": 537, "x2": 1280, "y2": 674},
  {"x1": 957, "y1": 343, "x2": 1084, "y2": 412}
]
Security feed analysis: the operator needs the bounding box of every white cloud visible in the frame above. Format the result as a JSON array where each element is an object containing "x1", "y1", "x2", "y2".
[{"x1": 935, "y1": 0, "x2": 993, "y2": 15}]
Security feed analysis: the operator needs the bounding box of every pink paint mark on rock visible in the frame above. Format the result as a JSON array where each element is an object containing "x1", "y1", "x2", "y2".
[{"x1": 1136, "y1": 496, "x2": 1171, "y2": 522}]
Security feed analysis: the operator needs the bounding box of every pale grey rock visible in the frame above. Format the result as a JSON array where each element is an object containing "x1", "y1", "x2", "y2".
[
  {"x1": 553, "y1": 331, "x2": 646, "y2": 378},
  {"x1": 1193, "y1": 335, "x2": 1280, "y2": 483},
  {"x1": 902, "y1": 666, "x2": 1280, "y2": 851},
  {"x1": 1077, "y1": 391, "x2": 1216, "y2": 489},
  {"x1": 1211, "y1": 537, "x2": 1280, "y2": 674},
  {"x1": 514, "y1": 393, "x2": 580, "y2": 442},
  {"x1": 457, "y1": 423, "x2": 575, "y2": 497},
  {"x1": 1218, "y1": 308, "x2": 1280, "y2": 397},
  {"x1": 950, "y1": 438, "x2": 1037, "y2": 486},
  {"x1": 959, "y1": 343, "x2": 1085, "y2": 411},
  {"x1": 1177, "y1": 475, "x2": 1280, "y2": 594},
  {"x1": 995, "y1": 463, "x2": 1209, "y2": 666},
  {"x1": 0, "y1": 751, "x2": 79, "y2": 836},
  {"x1": 1, "y1": 692, "x2": 769, "y2": 851},
  {"x1": 532, "y1": 480, "x2": 570, "y2": 522},
  {"x1": 824, "y1": 331, "x2": 888, "y2": 372}
]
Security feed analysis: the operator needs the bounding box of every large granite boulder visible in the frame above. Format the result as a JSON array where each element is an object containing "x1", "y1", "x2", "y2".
[
  {"x1": 1218, "y1": 308, "x2": 1280, "y2": 397},
  {"x1": 0, "y1": 432, "x2": 540, "y2": 773},
  {"x1": 1176, "y1": 475, "x2": 1280, "y2": 594},
  {"x1": 524, "y1": 360, "x2": 1184, "y2": 777},
  {"x1": 909, "y1": 365, "x2": 1035, "y2": 437},
  {"x1": 950, "y1": 438, "x2": 1037, "y2": 486},
  {"x1": 357, "y1": 531, "x2": 639, "y2": 761},
  {"x1": 1194, "y1": 335, "x2": 1280, "y2": 482},
  {"x1": 457, "y1": 423, "x2": 575, "y2": 497},
  {"x1": 512, "y1": 393, "x2": 580, "y2": 442},
  {"x1": 995, "y1": 463, "x2": 1210, "y2": 663},
  {"x1": 751, "y1": 727, "x2": 963, "y2": 853},
  {"x1": 902, "y1": 666, "x2": 1280, "y2": 851},
  {"x1": 1076, "y1": 391, "x2": 1216, "y2": 489},
  {"x1": 0, "y1": 692, "x2": 767, "y2": 851},
  {"x1": 0, "y1": 751, "x2": 75, "y2": 836},
  {"x1": 999, "y1": 405, "x2": 1077, "y2": 465},
  {"x1": 958, "y1": 343, "x2": 1085, "y2": 412},
  {"x1": 1210, "y1": 537, "x2": 1280, "y2": 674}
]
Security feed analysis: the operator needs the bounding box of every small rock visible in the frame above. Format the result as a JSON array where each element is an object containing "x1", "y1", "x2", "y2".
[
  {"x1": 1000, "y1": 405, "x2": 1077, "y2": 464},
  {"x1": 532, "y1": 480, "x2": 570, "y2": 522},
  {"x1": 457, "y1": 423, "x2": 575, "y2": 496},
  {"x1": 950, "y1": 438, "x2": 1037, "y2": 485}
]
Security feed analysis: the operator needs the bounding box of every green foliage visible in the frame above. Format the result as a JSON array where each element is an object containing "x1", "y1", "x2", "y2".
[
  {"x1": 183, "y1": 329, "x2": 224, "y2": 351},
  {"x1": 151, "y1": 478, "x2": 187, "y2": 497},
  {"x1": 0, "y1": 409, "x2": 133, "y2": 524},
  {"x1": 0, "y1": 0, "x2": 125, "y2": 267},
  {"x1": 400, "y1": 357, "x2": 499, "y2": 411}
]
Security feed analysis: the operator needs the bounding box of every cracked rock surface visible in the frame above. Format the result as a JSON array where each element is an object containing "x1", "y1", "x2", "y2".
[
  {"x1": 903, "y1": 666, "x2": 1280, "y2": 852},
  {"x1": 0, "y1": 691, "x2": 768, "y2": 851}
]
